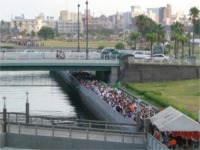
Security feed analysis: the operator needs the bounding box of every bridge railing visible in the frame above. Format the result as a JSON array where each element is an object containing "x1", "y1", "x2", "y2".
[
  {"x1": 0, "y1": 112, "x2": 137, "y2": 132},
  {"x1": 0, "y1": 52, "x2": 117, "y2": 61},
  {"x1": 146, "y1": 133, "x2": 169, "y2": 150},
  {"x1": 126, "y1": 57, "x2": 200, "y2": 66},
  {"x1": 5, "y1": 123, "x2": 146, "y2": 145}
]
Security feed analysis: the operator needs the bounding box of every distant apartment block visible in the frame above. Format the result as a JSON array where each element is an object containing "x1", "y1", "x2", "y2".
[
  {"x1": 57, "y1": 21, "x2": 83, "y2": 34},
  {"x1": 159, "y1": 4, "x2": 172, "y2": 25},
  {"x1": 10, "y1": 16, "x2": 43, "y2": 34}
]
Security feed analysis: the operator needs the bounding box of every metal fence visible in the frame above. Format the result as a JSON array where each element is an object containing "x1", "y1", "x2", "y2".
[
  {"x1": 0, "y1": 112, "x2": 137, "y2": 131},
  {"x1": 127, "y1": 57, "x2": 200, "y2": 66}
]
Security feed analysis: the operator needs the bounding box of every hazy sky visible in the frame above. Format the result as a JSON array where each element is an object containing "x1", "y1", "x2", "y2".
[{"x1": 0, "y1": 0, "x2": 199, "y2": 21}]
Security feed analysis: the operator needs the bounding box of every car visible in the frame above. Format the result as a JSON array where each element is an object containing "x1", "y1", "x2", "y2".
[
  {"x1": 132, "y1": 51, "x2": 150, "y2": 59},
  {"x1": 150, "y1": 54, "x2": 169, "y2": 62},
  {"x1": 23, "y1": 49, "x2": 37, "y2": 53},
  {"x1": 101, "y1": 47, "x2": 124, "y2": 59}
]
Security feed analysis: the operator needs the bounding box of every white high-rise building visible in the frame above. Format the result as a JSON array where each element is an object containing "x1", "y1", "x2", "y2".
[{"x1": 131, "y1": 6, "x2": 143, "y2": 17}]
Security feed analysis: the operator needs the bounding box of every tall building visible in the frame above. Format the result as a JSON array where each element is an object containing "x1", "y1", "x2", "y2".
[
  {"x1": 147, "y1": 8, "x2": 159, "y2": 23},
  {"x1": 166, "y1": 4, "x2": 172, "y2": 20},
  {"x1": 159, "y1": 4, "x2": 172, "y2": 25},
  {"x1": 10, "y1": 16, "x2": 43, "y2": 34},
  {"x1": 60, "y1": 11, "x2": 79, "y2": 22},
  {"x1": 159, "y1": 7, "x2": 167, "y2": 24},
  {"x1": 123, "y1": 11, "x2": 132, "y2": 31},
  {"x1": 131, "y1": 6, "x2": 143, "y2": 17}
]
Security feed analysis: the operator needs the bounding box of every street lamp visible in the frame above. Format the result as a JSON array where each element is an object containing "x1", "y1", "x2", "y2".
[
  {"x1": 26, "y1": 91, "x2": 29, "y2": 103},
  {"x1": 3, "y1": 96, "x2": 6, "y2": 109},
  {"x1": 25, "y1": 92, "x2": 29, "y2": 124},
  {"x1": 2, "y1": 96, "x2": 7, "y2": 132},
  {"x1": 77, "y1": 3, "x2": 80, "y2": 52},
  {"x1": 85, "y1": 0, "x2": 89, "y2": 60}
]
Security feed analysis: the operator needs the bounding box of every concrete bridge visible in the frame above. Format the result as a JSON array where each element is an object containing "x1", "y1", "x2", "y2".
[{"x1": 0, "y1": 52, "x2": 119, "y2": 83}]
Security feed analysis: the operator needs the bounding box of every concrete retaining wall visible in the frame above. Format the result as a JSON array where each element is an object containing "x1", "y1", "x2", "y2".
[{"x1": 120, "y1": 63, "x2": 200, "y2": 83}]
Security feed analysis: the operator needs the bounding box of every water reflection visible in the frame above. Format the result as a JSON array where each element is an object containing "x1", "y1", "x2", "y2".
[{"x1": 0, "y1": 71, "x2": 89, "y2": 119}]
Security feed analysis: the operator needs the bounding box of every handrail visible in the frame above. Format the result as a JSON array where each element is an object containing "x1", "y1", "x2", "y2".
[
  {"x1": 0, "y1": 112, "x2": 137, "y2": 126},
  {"x1": 7, "y1": 122, "x2": 140, "y2": 135},
  {"x1": 6, "y1": 123, "x2": 146, "y2": 145}
]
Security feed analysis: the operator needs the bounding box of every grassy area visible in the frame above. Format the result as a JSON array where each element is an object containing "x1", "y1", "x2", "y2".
[
  {"x1": 37, "y1": 41, "x2": 118, "y2": 48},
  {"x1": 124, "y1": 79, "x2": 200, "y2": 120}
]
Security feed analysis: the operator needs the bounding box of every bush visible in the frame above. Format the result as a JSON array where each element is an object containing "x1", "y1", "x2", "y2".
[
  {"x1": 115, "y1": 42, "x2": 125, "y2": 50},
  {"x1": 97, "y1": 45, "x2": 105, "y2": 50},
  {"x1": 0, "y1": 46, "x2": 14, "y2": 49}
]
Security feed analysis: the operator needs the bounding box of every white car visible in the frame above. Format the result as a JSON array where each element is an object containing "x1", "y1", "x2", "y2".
[
  {"x1": 151, "y1": 54, "x2": 169, "y2": 62},
  {"x1": 132, "y1": 51, "x2": 150, "y2": 59}
]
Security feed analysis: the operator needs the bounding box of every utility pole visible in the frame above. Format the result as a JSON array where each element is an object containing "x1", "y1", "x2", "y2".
[
  {"x1": 77, "y1": 3, "x2": 80, "y2": 52},
  {"x1": 85, "y1": 0, "x2": 89, "y2": 60}
]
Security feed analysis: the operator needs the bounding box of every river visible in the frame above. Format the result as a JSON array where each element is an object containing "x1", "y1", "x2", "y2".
[{"x1": 0, "y1": 71, "x2": 91, "y2": 120}]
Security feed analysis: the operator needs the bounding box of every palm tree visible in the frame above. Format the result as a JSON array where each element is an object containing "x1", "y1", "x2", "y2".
[
  {"x1": 171, "y1": 22, "x2": 184, "y2": 58},
  {"x1": 178, "y1": 36, "x2": 189, "y2": 58},
  {"x1": 166, "y1": 43, "x2": 173, "y2": 55},
  {"x1": 189, "y1": 7, "x2": 200, "y2": 55},
  {"x1": 129, "y1": 32, "x2": 141, "y2": 50},
  {"x1": 146, "y1": 33, "x2": 157, "y2": 59},
  {"x1": 136, "y1": 14, "x2": 149, "y2": 37},
  {"x1": 153, "y1": 24, "x2": 165, "y2": 44}
]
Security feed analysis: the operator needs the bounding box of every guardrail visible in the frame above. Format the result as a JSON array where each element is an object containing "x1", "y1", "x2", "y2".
[
  {"x1": 0, "y1": 52, "x2": 117, "y2": 61},
  {"x1": 5, "y1": 123, "x2": 145, "y2": 144},
  {"x1": 147, "y1": 133, "x2": 169, "y2": 150},
  {"x1": 0, "y1": 112, "x2": 137, "y2": 132},
  {"x1": 127, "y1": 57, "x2": 200, "y2": 66},
  {"x1": 0, "y1": 52, "x2": 100, "y2": 60}
]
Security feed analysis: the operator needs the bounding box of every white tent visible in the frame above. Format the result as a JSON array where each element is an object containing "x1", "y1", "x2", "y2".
[{"x1": 150, "y1": 106, "x2": 200, "y2": 132}]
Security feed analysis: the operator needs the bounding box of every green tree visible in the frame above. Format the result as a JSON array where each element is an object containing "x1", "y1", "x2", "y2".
[
  {"x1": 20, "y1": 29, "x2": 27, "y2": 37},
  {"x1": 31, "y1": 30, "x2": 36, "y2": 38},
  {"x1": 115, "y1": 42, "x2": 125, "y2": 50},
  {"x1": 153, "y1": 24, "x2": 165, "y2": 44},
  {"x1": 143, "y1": 18, "x2": 157, "y2": 35},
  {"x1": 177, "y1": 36, "x2": 189, "y2": 58},
  {"x1": 146, "y1": 33, "x2": 157, "y2": 58},
  {"x1": 166, "y1": 43, "x2": 174, "y2": 54},
  {"x1": 194, "y1": 19, "x2": 200, "y2": 35},
  {"x1": 97, "y1": 45, "x2": 105, "y2": 52},
  {"x1": 129, "y1": 32, "x2": 141, "y2": 50},
  {"x1": 38, "y1": 26, "x2": 55, "y2": 40},
  {"x1": 171, "y1": 21, "x2": 184, "y2": 57},
  {"x1": 136, "y1": 14, "x2": 149, "y2": 37},
  {"x1": 189, "y1": 7, "x2": 200, "y2": 55}
]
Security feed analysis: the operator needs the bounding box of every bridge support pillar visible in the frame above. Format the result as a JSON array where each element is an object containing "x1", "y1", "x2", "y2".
[{"x1": 109, "y1": 67, "x2": 119, "y2": 84}]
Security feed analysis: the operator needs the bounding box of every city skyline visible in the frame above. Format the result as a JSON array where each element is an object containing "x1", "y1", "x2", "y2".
[{"x1": 0, "y1": 0, "x2": 199, "y2": 21}]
